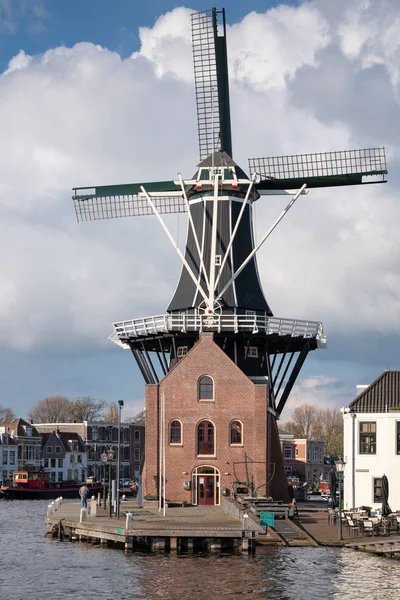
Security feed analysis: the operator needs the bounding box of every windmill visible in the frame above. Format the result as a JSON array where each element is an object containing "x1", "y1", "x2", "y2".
[{"x1": 73, "y1": 7, "x2": 387, "y2": 418}]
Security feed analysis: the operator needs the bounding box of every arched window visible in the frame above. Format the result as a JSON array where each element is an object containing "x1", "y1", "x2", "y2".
[
  {"x1": 169, "y1": 420, "x2": 182, "y2": 444},
  {"x1": 230, "y1": 420, "x2": 242, "y2": 445},
  {"x1": 197, "y1": 420, "x2": 215, "y2": 455},
  {"x1": 198, "y1": 376, "x2": 214, "y2": 400}
]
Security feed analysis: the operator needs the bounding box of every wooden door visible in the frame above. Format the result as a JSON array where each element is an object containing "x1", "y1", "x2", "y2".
[{"x1": 198, "y1": 475, "x2": 215, "y2": 505}]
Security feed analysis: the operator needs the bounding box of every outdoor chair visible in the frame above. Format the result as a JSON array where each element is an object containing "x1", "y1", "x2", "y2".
[
  {"x1": 361, "y1": 520, "x2": 375, "y2": 537},
  {"x1": 346, "y1": 518, "x2": 359, "y2": 537}
]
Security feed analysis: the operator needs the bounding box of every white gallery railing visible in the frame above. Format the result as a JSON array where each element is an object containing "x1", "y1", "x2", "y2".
[{"x1": 109, "y1": 313, "x2": 326, "y2": 347}]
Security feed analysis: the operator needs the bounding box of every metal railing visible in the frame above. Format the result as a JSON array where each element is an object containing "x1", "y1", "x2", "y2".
[{"x1": 109, "y1": 313, "x2": 326, "y2": 344}]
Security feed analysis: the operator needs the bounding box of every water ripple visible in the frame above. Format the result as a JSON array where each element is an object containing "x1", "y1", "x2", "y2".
[{"x1": 1, "y1": 500, "x2": 399, "y2": 599}]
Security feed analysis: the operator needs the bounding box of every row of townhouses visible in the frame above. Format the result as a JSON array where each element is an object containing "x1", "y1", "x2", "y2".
[{"x1": 0, "y1": 418, "x2": 145, "y2": 483}]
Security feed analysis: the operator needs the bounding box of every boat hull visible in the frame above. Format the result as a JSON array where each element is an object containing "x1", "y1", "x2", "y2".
[{"x1": 1, "y1": 484, "x2": 103, "y2": 500}]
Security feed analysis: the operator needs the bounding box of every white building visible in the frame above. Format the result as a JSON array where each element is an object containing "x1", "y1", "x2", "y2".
[
  {"x1": 343, "y1": 370, "x2": 400, "y2": 511},
  {"x1": 0, "y1": 430, "x2": 18, "y2": 481},
  {"x1": 42, "y1": 430, "x2": 88, "y2": 482}
]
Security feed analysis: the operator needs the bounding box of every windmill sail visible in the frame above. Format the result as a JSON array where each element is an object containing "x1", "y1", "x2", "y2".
[
  {"x1": 192, "y1": 8, "x2": 232, "y2": 160},
  {"x1": 73, "y1": 181, "x2": 185, "y2": 222},
  {"x1": 251, "y1": 147, "x2": 387, "y2": 192}
]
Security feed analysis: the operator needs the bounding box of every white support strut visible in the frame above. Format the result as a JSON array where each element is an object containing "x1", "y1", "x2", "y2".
[
  {"x1": 177, "y1": 173, "x2": 210, "y2": 291},
  {"x1": 214, "y1": 173, "x2": 257, "y2": 292},
  {"x1": 140, "y1": 185, "x2": 209, "y2": 305},
  {"x1": 218, "y1": 184, "x2": 308, "y2": 300},
  {"x1": 208, "y1": 173, "x2": 220, "y2": 308}
]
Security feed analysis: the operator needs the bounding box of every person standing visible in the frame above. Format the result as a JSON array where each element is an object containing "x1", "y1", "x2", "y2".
[{"x1": 79, "y1": 484, "x2": 89, "y2": 508}]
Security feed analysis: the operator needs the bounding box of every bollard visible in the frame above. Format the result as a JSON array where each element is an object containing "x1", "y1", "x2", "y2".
[
  {"x1": 90, "y1": 497, "x2": 97, "y2": 517},
  {"x1": 126, "y1": 512, "x2": 133, "y2": 530},
  {"x1": 122, "y1": 494, "x2": 126, "y2": 502},
  {"x1": 47, "y1": 504, "x2": 53, "y2": 518},
  {"x1": 80, "y1": 508, "x2": 87, "y2": 523},
  {"x1": 51, "y1": 501, "x2": 56, "y2": 513},
  {"x1": 97, "y1": 492, "x2": 101, "y2": 506}
]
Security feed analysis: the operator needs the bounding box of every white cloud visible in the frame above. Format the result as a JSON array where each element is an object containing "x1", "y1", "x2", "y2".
[{"x1": 0, "y1": 0, "x2": 399, "y2": 357}]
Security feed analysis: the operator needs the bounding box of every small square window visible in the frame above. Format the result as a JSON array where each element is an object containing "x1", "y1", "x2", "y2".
[
  {"x1": 46, "y1": 447, "x2": 52, "y2": 454},
  {"x1": 55, "y1": 446, "x2": 61, "y2": 454},
  {"x1": 215, "y1": 255, "x2": 221, "y2": 266},
  {"x1": 245, "y1": 310, "x2": 256, "y2": 317},
  {"x1": 134, "y1": 430, "x2": 140, "y2": 443},
  {"x1": 248, "y1": 346, "x2": 258, "y2": 358},
  {"x1": 177, "y1": 346, "x2": 188, "y2": 358}
]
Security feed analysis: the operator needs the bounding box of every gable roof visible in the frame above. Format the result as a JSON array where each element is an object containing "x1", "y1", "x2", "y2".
[
  {"x1": 41, "y1": 430, "x2": 87, "y2": 452},
  {"x1": 348, "y1": 370, "x2": 400, "y2": 413},
  {"x1": 0, "y1": 417, "x2": 41, "y2": 438}
]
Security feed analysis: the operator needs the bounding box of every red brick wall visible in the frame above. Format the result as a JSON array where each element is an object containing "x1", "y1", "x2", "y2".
[{"x1": 143, "y1": 333, "x2": 289, "y2": 503}]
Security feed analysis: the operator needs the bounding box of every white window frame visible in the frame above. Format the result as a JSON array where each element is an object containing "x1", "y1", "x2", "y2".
[
  {"x1": 248, "y1": 346, "x2": 258, "y2": 358},
  {"x1": 284, "y1": 445, "x2": 292, "y2": 459},
  {"x1": 177, "y1": 346, "x2": 188, "y2": 358},
  {"x1": 215, "y1": 254, "x2": 221, "y2": 266}
]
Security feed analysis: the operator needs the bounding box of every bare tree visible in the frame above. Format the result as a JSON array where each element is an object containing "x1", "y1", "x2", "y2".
[
  {"x1": 69, "y1": 396, "x2": 108, "y2": 422},
  {"x1": 281, "y1": 404, "x2": 319, "y2": 439},
  {"x1": 104, "y1": 401, "x2": 119, "y2": 423},
  {"x1": 125, "y1": 409, "x2": 145, "y2": 425},
  {"x1": 27, "y1": 396, "x2": 72, "y2": 423},
  {"x1": 0, "y1": 404, "x2": 15, "y2": 421},
  {"x1": 280, "y1": 403, "x2": 343, "y2": 457}
]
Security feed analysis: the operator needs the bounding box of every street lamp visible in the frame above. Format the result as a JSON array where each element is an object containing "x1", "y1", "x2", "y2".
[
  {"x1": 108, "y1": 447, "x2": 114, "y2": 517},
  {"x1": 101, "y1": 451, "x2": 108, "y2": 509},
  {"x1": 335, "y1": 458, "x2": 346, "y2": 541},
  {"x1": 116, "y1": 400, "x2": 124, "y2": 519}
]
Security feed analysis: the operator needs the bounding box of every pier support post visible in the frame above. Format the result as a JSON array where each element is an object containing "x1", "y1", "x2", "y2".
[
  {"x1": 209, "y1": 538, "x2": 221, "y2": 552},
  {"x1": 170, "y1": 537, "x2": 177, "y2": 552},
  {"x1": 125, "y1": 536, "x2": 133, "y2": 553}
]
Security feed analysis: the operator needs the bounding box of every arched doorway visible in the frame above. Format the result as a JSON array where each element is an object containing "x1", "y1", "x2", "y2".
[{"x1": 192, "y1": 465, "x2": 220, "y2": 506}]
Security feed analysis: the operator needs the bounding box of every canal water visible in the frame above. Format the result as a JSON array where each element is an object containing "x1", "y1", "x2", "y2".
[{"x1": 1, "y1": 500, "x2": 399, "y2": 599}]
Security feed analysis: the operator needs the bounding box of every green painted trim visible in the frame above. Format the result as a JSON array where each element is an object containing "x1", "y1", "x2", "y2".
[
  {"x1": 73, "y1": 180, "x2": 180, "y2": 198},
  {"x1": 256, "y1": 172, "x2": 388, "y2": 191}
]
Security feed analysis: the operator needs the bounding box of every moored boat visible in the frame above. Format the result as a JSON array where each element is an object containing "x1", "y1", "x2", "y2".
[{"x1": 1, "y1": 471, "x2": 103, "y2": 500}]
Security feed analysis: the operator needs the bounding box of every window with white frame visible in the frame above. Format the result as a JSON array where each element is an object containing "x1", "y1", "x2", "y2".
[
  {"x1": 9, "y1": 450, "x2": 15, "y2": 464},
  {"x1": 198, "y1": 376, "x2": 214, "y2": 400},
  {"x1": 359, "y1": 422, "x2": 376, "y2": 454},
  {"x1": 313, "y1": 448, "x2": 318, "y2": 461},
  {"x1": 295, "y1": 448, "x2": 299, "y2": 457},
  {"x1": 134, "y1": 430, "x2": 140, "y2": 443},
  {"x1": 55, "y1": 446, "x2": 61, "y2": 454},
  {"x1": 245, "y1": 310, "x2": 256, "y2": 317},
  {"x1": 284, "y1": 466, "x2": 292, "y2": 473},
  {"x1": 177, "y1": 346, "x2": 188, "y2": 358},
  {"x1": 67, "y1": 469, "x2": 72, "y2": 480},
  {"x1": 230, "y1": 421, "x2": 242, "y2": 445},
  {"x1": 2, "y1": 450, "x2": 7, "y2": 465},
  {"x1": 46, "y1": 446, "x2": 52, "y2": 454},
  {"x1": 169, "y1": 420, "x2": 182, "y2": 445},
  {"x1": 58, "y1": 458, "x2": 63, "y2": 468},
  {"x1": 134, "y1": 448, "x2": 140, "y2": 462},
  {"x1": 215, "y1": 254, "x2": 221, "y2": 266},
  {"x1": 284, "y1": 446, "x2": 292, "y2": 459},
  {"x1": 247, "y1": 346, "x2": 258, "y2": 358},
  {"x1": 58, "y1": 472, "x2": 63, "y2": 482}
]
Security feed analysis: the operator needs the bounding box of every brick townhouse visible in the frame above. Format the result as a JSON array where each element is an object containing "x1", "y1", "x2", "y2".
[{"x1": 144, "y1": 333, "x2": 289, "y2": 505}]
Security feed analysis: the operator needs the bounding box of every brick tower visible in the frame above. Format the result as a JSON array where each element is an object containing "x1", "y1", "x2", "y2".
[{"x1": 72, "y1": 8, "x2": 387, "y2": 505}]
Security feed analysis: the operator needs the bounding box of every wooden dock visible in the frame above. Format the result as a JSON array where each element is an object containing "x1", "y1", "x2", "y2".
[
  {"x1": 45, "y1": 500, "x2": 257, "y2": 554},
  {"x1": 346, "y1": 537, "x2": 400, "y2": 559}
]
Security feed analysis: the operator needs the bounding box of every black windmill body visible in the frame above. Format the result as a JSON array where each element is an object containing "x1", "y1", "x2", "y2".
[{"x1": 73, "y1": 8, "x2": 387, "y2": 417}]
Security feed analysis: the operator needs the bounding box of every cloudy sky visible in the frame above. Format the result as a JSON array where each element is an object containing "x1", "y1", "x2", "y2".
[{"x1": 0, "y1": 0, "x2": 398, "y2": 420}]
